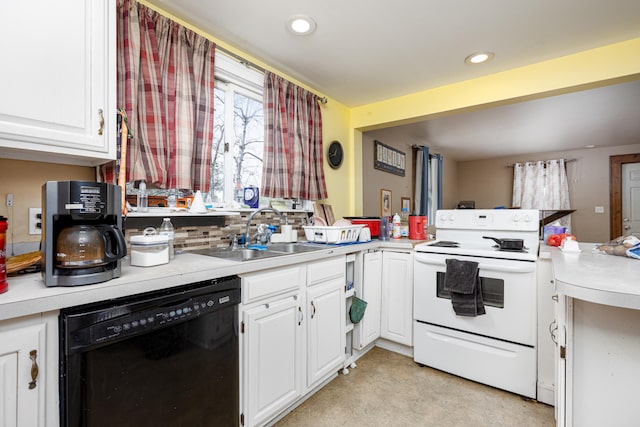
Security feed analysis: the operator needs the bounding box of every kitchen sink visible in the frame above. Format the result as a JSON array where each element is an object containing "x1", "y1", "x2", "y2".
[
  {"x1": 193, "y1": 248, "x2": 283, "y2": 262},
  {"x1": 193, "y1": 243, "x2": 325, "y2": 262},
  {"x1": 266, "y1": 243, "x2": 325, "y2": 254}
]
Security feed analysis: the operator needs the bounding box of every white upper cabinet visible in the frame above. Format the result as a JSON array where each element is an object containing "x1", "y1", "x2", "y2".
[{"x1": 0, "y1": 0, "x2": 116, "y2": 166}]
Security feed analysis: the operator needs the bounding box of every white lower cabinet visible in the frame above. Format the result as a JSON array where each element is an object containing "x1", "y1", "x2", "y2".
[
  {"x1": 0, "y1": 312, "x2": 58, "y2": 427},
  {"x1": 354, "y1": 250, "x2": 382, "y2": 349},
  {"x1": 306, "y1": 273, "x2": 345, "y2": 388},
  {"x1": 380, "y1": 250, "x2": 414, "y2": 346},
  {"x1": 243, "y1": 295, "x2": 304, "y2": 427},
  {"x1": 241, "y1": 256, "x2": 345, "y2": 427}
]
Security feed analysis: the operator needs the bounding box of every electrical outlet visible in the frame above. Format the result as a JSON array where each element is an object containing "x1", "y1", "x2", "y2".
[
  {"x1": 6, "y1": 194, "x2": 13, "y2": 207},
  {"x1": 595, "y1": 206, "x2": 605, "y2": 214},
  {"x1": 29, "y1": 207, "x2": 42, "y2": 235}
]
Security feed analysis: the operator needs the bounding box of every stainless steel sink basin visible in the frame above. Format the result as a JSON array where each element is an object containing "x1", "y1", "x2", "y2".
[
  {"x1": 193, "y1": 248, "x2": 284, "y2": 262},
  {"x1": 193, "y1": 243, "x2": 325, "y2": 262},
  {"x1": 267, "y1": 243, "x2": 324, "y2": 254}
]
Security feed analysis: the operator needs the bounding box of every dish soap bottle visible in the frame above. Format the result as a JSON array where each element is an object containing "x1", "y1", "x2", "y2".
[
  {"x1": 392, "y1": 212, "x2": 402, "y2": 239},
  {"x1": 159, "y1": 217, "x2": 175, "y2": 259},
  {"x1": 137, "y1": 180, "x2": 148, "y2": 212}
]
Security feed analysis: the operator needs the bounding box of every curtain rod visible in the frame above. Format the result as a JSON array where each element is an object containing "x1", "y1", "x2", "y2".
[
  {"x1": 216, "y1": 45, "x2": 328, "y2": 105},
  {"x1": 506, "y1": 158, "x2": 576, "y2": 167}
]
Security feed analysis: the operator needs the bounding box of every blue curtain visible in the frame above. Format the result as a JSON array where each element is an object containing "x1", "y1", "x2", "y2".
[{"x1": 414, "y1": 146, "x2": 442, "y2": 224}]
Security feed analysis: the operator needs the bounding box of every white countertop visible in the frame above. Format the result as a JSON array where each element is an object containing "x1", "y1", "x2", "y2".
[
  {"x1": 545, "y1": 242, "x2": 640, "y2": 309},
  {"x1": 0, "y1": 239, "x2": 424, "y2": 322}
]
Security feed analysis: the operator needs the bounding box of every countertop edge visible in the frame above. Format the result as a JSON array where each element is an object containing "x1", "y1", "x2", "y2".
[
  {"x1": 547, "y1": 242, "x2": 640, "y2": 310},
  {"x1": 0, "y1": 239, "x2": 426, "y2": 321}
]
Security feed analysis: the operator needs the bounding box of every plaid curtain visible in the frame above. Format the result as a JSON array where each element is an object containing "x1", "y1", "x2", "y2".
[
  {"x1": 262, "y1": 71, "x2": 327, "y2": 200},
  {"x1": 98, "y1": 0, "x2": 215, "y2": 191}
]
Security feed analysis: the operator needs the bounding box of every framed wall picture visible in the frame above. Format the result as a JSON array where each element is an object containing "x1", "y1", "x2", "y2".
[
  {"x1": 401, "y1": 197, "x2": 411, "y2": 213},
  {"x1": 381, "y1": 189, "x2": 392, "y2": 217},
  {"x1": 374, "y1": 140, "x2": 406, "y2": 176}
]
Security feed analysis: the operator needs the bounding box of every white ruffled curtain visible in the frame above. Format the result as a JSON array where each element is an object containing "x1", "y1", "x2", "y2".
[{"x1": 512, "y1": 159, "x2": 571, "y2": 228}]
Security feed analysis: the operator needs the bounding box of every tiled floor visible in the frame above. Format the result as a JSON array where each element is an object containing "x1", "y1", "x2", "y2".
[{"x1": 276, "y1": 347, "x2": 555, "y2": 427}]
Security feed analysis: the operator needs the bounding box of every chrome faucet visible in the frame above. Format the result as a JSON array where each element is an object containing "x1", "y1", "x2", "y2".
[{"x1": 245, "y1": 207, "x2": 288, "y2": 245}]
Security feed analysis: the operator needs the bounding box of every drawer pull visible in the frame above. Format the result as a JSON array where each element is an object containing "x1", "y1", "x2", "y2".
[
  {"x1": 29, "y1": 350, "x2": 39, "y2": 390},
  {"x1": 98, "y1": 109, "x2": 105, "y2": 135}
]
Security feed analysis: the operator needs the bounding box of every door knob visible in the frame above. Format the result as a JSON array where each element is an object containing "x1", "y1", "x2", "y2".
[{"x1": 624, "y1": 225, "x2": 631, "y2": 230}]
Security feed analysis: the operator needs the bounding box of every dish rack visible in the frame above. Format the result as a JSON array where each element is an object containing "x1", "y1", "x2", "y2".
[{"x1": 303, "y1": 225, "x2": 365, "y2": 244}]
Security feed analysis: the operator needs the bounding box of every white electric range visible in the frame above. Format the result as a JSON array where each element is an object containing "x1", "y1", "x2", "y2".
[{"x1": 413, "y1": 209, "x2": 540, "y2": 398}]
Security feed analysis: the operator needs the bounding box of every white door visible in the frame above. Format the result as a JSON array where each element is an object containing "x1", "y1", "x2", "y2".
[
  {"x1": 243, "y1": 296, "x2": 303, "y2": 427},
  {"x1": 354, "y1": 250, "x2": 382, "y2": 349},
  {"x1": 307, "y1": 278, "x2": 345, "y2": 387},
  {"x1": 0, "y1": 323, "x2": 46, "y2": 427},
  {"x1": 622, "y1": 162, "x2": 640, "y2": 237},
  {"x1": 381, "y1": 251, "x2": 414, "y2": 346}
]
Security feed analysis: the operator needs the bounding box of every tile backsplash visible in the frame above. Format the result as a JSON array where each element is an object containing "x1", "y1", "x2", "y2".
[{"x1": 124, "y1": 211, "x2": 311, "y2": 252}]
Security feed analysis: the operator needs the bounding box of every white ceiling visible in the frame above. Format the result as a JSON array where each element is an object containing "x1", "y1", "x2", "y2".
[{"x1": 146, "y1": 0, "x2": 640, "y2": 160}]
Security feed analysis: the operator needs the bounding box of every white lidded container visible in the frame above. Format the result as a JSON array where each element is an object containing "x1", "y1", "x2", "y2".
[{"x1": 130, "y1": 230, "x2": 169, "y2": 267}]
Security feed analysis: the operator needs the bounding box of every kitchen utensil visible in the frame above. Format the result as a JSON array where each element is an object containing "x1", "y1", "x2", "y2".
[
  {"x1": 56, "y1": 225, "x2": 127, "y2": 268},
  {"x1": 482, "y1": 236, "x2": 525, "y2": 250},
  {"x1": 6, "y1": 251, "x2": 41, "y2": 275}
]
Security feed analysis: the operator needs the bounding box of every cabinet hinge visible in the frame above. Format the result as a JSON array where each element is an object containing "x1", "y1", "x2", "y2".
[
  {"x1": 560, "y1": 345, "x2": 566, "y2": 359},
  {"x1": 241, "y1": 321, "x2": 245, "y2": 334},
  {"x1": 240, "y1": 413, "x2": 244, "y2": 425}
]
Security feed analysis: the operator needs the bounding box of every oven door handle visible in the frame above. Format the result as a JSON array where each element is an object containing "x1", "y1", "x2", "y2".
[{"x1": 415, "y1": 256, "x2": 535, "y2": 273}]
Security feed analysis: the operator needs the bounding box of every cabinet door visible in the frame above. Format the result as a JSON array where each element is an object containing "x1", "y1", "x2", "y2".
[
  {"x1": 307, "y1": 278, "x2": 345, "y2": 387},
  {"x1": 355, "y1": 250, "x2": 382, "y2": 349},
  {"x1": 243, "y1": 296, "x2": 303, "y2": 427},
  {"x1": 0, "y1": 321, "x2": 47, "y2": 427},
  {"x1": 0, "y1": 0, "x2": 115, "y2": 165},
  {"x1": 381, "y1": 251, "x2": 414, "y2": 346}
]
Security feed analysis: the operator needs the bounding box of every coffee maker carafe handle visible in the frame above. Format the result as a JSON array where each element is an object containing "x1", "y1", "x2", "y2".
[{"x1": 97, "y1": 225, "x2": 128, "y2": 262}]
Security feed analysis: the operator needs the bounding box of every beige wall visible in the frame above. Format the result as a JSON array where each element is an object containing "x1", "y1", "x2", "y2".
[
  {"x1": 0, "y1": 159, "x2": 95, "y2": 245},
  {"x1": 457, "y1": 143, "x2": 640, "y2": 243},
  {"x1": 361, "y1": 130, "x2": 458, "y2": 217}
]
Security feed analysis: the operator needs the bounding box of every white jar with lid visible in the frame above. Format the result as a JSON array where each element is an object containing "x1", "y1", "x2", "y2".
[{"x1": 130, "y1": 232, "x2": 169, "y2": 267}]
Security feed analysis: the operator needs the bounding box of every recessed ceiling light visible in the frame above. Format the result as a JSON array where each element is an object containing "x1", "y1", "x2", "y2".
[
  {"x1": 464, "y1": 52, "x2": 495, "y2": 65},
  {"x1": 585, "y1": 145, "x2": 596, "y2": 148},
  {"x1": 287, "y1": 15, "x2": 317, "y2": 35}
]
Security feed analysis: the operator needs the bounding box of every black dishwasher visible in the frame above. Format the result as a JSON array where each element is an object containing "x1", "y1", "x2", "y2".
[{"x1": 59, "y1": 276, "x2": 240, "y2": 427}]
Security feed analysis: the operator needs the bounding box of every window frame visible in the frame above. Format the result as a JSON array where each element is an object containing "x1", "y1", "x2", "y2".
[{"x1": 214, "y1": 52, "x2": 264, "y2": 204}]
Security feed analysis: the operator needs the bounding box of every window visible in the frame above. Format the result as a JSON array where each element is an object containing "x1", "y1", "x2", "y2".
[{"x1": 212, "y1": 53, "x2": 264, "y2": 205}]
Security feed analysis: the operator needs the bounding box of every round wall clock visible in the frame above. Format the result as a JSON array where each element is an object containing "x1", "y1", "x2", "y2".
[{"x1": 327, "y1": 140, "x2": 343, "y2": 169}]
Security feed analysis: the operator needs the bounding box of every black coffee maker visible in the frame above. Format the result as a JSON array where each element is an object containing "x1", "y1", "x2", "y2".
[{"x1": 42, "y1": 181, "x2": 127, "y2": 287}]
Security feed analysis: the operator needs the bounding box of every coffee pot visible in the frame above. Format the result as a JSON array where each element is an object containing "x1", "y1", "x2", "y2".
[{"x1": 56, "y1": 225, "x2": 126, "y2": 268}]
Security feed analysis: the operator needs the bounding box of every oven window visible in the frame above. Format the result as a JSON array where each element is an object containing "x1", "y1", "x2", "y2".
[{"x1": 436, "y1": 272, "x2": 505, "y2": 308}]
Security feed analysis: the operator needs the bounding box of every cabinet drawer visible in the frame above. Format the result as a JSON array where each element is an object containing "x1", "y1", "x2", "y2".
[
  {"x1": 307, "y1": 256, "x2": 345, "y2": 286},
  {"x1": 242, "y1": 265, "x2": 305, "y2": 304}
]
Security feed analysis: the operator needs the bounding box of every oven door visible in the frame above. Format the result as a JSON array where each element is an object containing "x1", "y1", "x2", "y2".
[{"x1": 414, "y1": 251, "x2": 536, "y2": 346}]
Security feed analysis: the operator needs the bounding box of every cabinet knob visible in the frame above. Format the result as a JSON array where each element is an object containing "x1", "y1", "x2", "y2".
[
  {"x1": 98, "y1": 109, "x2": 105, "y2": 135},
  {"x1": 29, "y1": 350, "x2": 39, "y2": 390}
]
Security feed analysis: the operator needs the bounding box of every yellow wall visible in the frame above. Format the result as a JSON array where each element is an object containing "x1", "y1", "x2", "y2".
[
  {"x1": 138, "y1": 1, "x2": 354, "y2": 221},
  {"x1": 350, "y1": 38, "x2": 640, "y2": 215}
]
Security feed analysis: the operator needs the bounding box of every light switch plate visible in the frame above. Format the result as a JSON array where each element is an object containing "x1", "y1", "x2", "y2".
[
  {"x1": 29, "y1": 207, "x2": 42, "y2": 234},
  {"x1": 595, "y1": 206, "x2": 605, "y2": 214}
]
